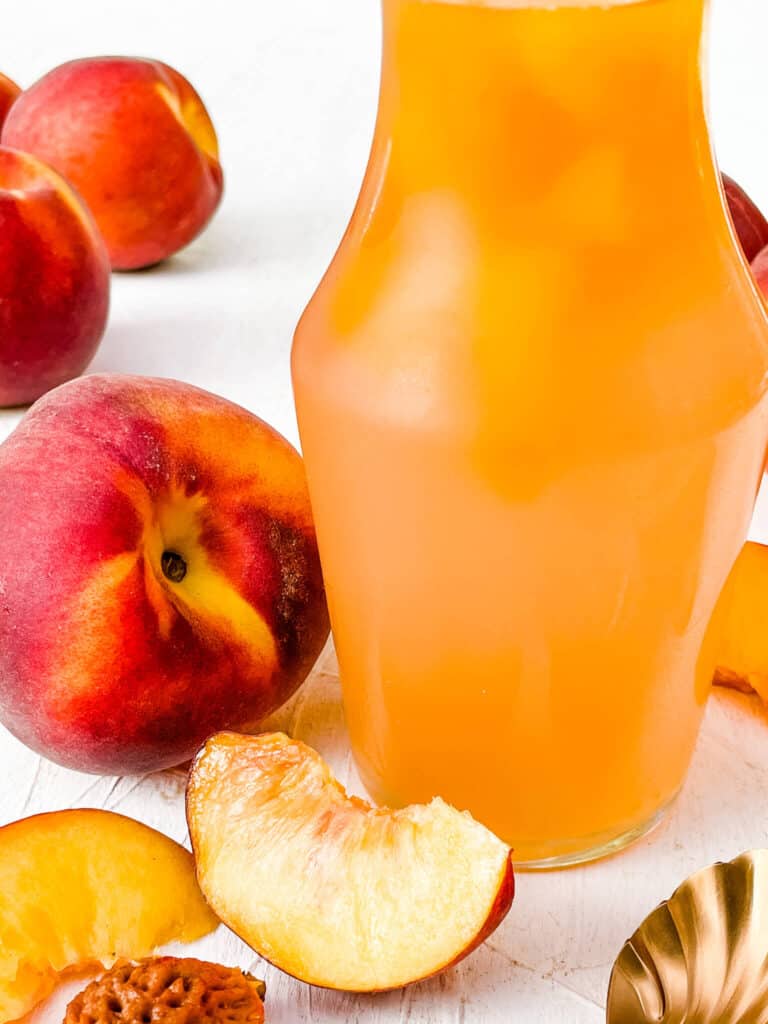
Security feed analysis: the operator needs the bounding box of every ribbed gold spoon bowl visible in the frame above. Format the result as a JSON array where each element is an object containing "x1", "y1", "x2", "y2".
[{"x1": 607, "y1": 850, "x2": 768, "y2": 1023}]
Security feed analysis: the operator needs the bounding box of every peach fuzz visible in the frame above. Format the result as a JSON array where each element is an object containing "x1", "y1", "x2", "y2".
[
  {"x1": 0, "y1": 146, "x2": 110, "y2": 407},
  {"x1": 3, "y1": 58, "x2": 224, "y2": 270},
  {"x1": 0, "y1": 73, "x2": 20, "y2": 131},
  {"x1": 0, "y1": 374, "x2": 330, "y2": 775}
]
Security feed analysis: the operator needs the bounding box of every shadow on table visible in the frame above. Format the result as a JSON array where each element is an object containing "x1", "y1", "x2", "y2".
[{"x1": 112, "y1": 216, "x2": 245, "y2": 278}]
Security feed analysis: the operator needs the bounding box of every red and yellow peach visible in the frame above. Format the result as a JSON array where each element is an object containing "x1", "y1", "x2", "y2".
[
  {"x1": 3, "y1": 58, "x2": 224, "y2": 270},
  {"x1": 0, "y1": 375, "x2": 330, "y2": 774},
  {"x1": 0, "y1": 146, "x2": 110, "y2": 407}
]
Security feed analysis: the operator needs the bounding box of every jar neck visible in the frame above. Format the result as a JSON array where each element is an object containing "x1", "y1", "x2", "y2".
[{"x1": 368, "y1": 0, "x2": 711, "y2": 228}]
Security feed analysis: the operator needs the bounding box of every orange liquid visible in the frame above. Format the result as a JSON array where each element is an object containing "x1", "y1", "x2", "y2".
[{"x1": 292, "y1": 0, "x2": 768, "y2": 864}]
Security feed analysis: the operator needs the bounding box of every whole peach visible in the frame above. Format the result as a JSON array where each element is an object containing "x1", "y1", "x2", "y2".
[
  {"x1": 723, "y1": 173, "x2": 768, "y2": 263},
  {"x1": 0, "y1": 375, "x2": 330, "y2": 774},
  {"x1": 3, "y1": 58, "x2": 224, "y2": 270},
  {"x1": 0, "y1": 147, "x2": 110, "y2": 407},
  {"x1": 0, "y1": 73, "x2": 20, "y2": 131}
]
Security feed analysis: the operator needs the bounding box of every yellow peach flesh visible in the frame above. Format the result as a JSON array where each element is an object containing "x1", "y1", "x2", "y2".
[
  {"x1": 714, "y1": 541, "x2": 768, "y2": 701},
  {"x1": 187, "y1": 732, "x2": 514, "y2": 993},
  {"x1": 155, "y1": 83, "x2": 220, "y2": 162},
  {"x1": 0, "y1": 810, "x2": 218, "y2": 1022}
]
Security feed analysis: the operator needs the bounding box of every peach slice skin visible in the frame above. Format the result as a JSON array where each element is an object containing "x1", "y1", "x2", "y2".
[
  {"x1": 0, "y1": 809, "x2": 218, "y2": 1022},
  {"x1": 187, "y1": 732, "x2": 515, "y2": 993}
]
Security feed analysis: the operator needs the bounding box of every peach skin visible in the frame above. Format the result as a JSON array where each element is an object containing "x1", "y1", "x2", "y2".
[
  {"x1": 3, "y1": 58, "x2": 224, "y2": 270},
  {"x1": 752, "y1": 244, "x2": 768, "y2": 299},
  {"x1": 0, "y1": 146, "x2": 110, "y2": 407},
  {"x1": 723, "y1": 174, "x2": 768, "y2": 263},
  {"x1": 0, "y1": 73, "x2": 20, "y2": 131},
  {"x1": 0, "y1": 375, "x2": 330, "y2": 775}
]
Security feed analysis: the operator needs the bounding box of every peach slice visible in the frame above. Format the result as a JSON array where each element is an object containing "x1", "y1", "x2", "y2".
[
  {"x1": 0, "y1": 809, "x2": 218, "y2": 1022},
  {"x1": 714, "y1": 541, "x2": 768, "y2": 702},
  {"x1": 187, "y1": 732, "x2": 515, "y2": 993}
]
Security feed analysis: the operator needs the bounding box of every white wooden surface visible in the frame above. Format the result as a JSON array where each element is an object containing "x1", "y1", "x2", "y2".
[
  {"x1": 9, "y1": 653, "x2": 768, "y2": 1024},
  {"x1": 2, "y1": 1, "x2": 768, "y2": 1020}
]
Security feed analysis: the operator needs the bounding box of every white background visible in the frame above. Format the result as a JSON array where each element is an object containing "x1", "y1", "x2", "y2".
[{"x1": 2, "y1": 1, "x2": 768, "y2": 1021}]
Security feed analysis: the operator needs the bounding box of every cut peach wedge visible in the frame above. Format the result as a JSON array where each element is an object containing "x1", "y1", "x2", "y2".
[
  {"x1": 0, "y1": 810, "x2": 218, "y2": 1022},
  {"x1": 714, "y1": 541, "x2": 768, "y2": 701},
  {"x1": 187, "y1": 732, "x2": 515, "y2": 992}
]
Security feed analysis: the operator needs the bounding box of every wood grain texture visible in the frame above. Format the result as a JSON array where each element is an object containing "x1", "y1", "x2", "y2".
[{"x1": 4, "y1": 639, "x2": 767, "y2": 1024}]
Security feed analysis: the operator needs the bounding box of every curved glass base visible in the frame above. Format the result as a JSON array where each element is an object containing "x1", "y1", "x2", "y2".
[{"x1": 515, "y1": 794, "x2": 678, "y2": 872}]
